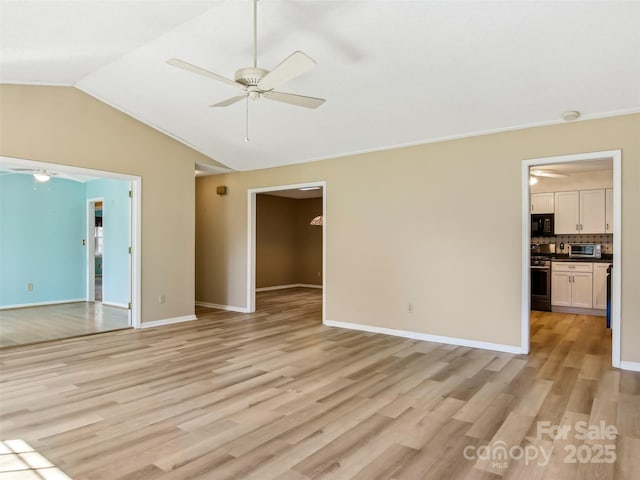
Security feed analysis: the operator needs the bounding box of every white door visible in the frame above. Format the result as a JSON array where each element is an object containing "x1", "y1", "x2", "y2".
[
  {"x1": 580, "y1": 189, "x2": 606, "y2": 234},
  {"x1": 554, "y1": 191, "x2": 580, "y2": 234},
  {"x1": 605, "y1": 188, "x2": 614, "y2": 234},
  {"x1": 551, "y1": 271, "x2": 572, "y2": 306},
  {"x1": 571, "y1": 272, "x2": 593, "y2": 308}
]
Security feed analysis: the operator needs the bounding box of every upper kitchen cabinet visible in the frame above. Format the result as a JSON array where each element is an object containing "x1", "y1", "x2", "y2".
[
  {"x1": 605, "y1": 188, "x2": 614, "y2": 234},
  {"x1": 554, "y1": 189, "x2": 606, "y2": 234},
  {"x1": 554, "y1": 191, "x2": 580, "y2": 234},
  {"x1": 530, "y1": 193, "x2": 554, "y2": 214},
  {"x1": 580, "y1": 189, "x2": 606, "y2": 233}
]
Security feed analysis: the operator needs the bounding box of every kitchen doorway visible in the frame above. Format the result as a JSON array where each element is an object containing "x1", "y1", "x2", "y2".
[
  {"x1": 247, "y1": 182, "x2": 326, "y2": 320},
  {"x1": 521, "y1": 150, "x2": 621, "y2": 367}
]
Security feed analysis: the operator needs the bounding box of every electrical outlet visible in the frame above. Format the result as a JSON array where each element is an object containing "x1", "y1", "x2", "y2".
[
  {"x1": 407, "y1": 303, "x2": 413, "y2": 313},
  {"x1": 26, "y1": 283, "x2": 33, "y2": 292},
  {"x1": 159, "y1": 294, "x2": 166, "y2": 304}
]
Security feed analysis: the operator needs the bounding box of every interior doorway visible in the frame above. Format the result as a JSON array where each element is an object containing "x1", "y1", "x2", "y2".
[
  {"x1": 0, "y1": 155, "x2": 141, "y2": 347},
  {"x1": 247, "y1": 181, "x2": 326, "y2": 320},
  {"x1": 87, "y1": 198, "x2": 104, "y2": 303},
  {"x1": 521, "y1": 150, "x2": 623, "y2": 367}
]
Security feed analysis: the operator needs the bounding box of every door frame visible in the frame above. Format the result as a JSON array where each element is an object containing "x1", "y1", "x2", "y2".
[
  {"x1": 521, "y1": 150, "x2": 621, "y2": 367},
  {"x1": 86, "y1": 197, "x2": 104, "y2": 303},
  {"x1": 247, "y1": 181, "x2": 326, "y2": 320}
]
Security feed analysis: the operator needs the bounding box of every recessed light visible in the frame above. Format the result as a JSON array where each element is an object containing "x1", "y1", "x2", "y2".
[{"x1": 561, "y1": 110, "x2": 581, "y2": 121}]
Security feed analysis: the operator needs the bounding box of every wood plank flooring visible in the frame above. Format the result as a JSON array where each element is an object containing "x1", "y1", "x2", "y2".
[
  {"x1": 0, "y1": 302, "x2": 129, "y2": 347},
  {"x1": 0, "y1": 288, "x2": 639, "y2": 479}
]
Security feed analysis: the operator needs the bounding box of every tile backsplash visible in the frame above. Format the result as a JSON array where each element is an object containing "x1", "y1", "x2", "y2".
[{"x1": 531, "y1": 234, "x2": 613, "y2": 254}]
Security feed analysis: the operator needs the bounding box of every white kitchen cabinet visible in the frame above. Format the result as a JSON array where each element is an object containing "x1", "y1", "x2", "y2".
[
  {"x1": 580, "y1": 190, "x2": 606, "y2": 234},
  {"x1": 593, "y1": 263, "x2": 612, "y2": 310},
  {"x1": 554, "y1": 189, "x2": 606, "y2": 234},
  {"x1": 605, "y1": 188, "x2": 614, "y2": 234},
  {"x1": 554, "y1": 191, "x2": 580, "y2": 234},
  {"x1": 551, "y1": 262, "x2": 593, "y2": 308},
  {"x1": 531, "y1": 193, "x2": 554, "y2": 214}
]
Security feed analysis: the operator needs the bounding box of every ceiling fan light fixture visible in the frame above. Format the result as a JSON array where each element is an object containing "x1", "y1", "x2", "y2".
[
  {"x1": 561, "y1": 110, "x2": 581, "y2": 121},
  {"x1": 33, "y1": 171, "x2": 51, "y2": 183},
  {"x1": 310, "y1": 215, "x2": 323, "y2": 226}
]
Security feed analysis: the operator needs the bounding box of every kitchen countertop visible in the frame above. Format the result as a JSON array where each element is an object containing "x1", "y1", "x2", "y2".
[{"x1": 550, "y1": 254, "x2": 613, "y2": 263}]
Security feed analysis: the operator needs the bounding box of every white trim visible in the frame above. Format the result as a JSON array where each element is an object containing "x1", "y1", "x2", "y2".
[
  {"x1": 195, "y1": 301, "x2": 250, "y2": 313},
  {"x1": 236, "y1": 108, "x2": 640, "y2": 172},
  {"x1": 323, "y1": 320, "x2": 524, "y2": 354},
  {"x1": 101, "y1": 301, "x2": 129, "y2": 309},
  {"x1": 619, "y1": 361, "x2": 640, "y2": 372},
  {"x1": 0, "y1": 299, "x2": 85, "y2": 310},
  {"x1": 247, "y1": 181, "x2": 327, "y2": 324},
  {"x1": 255, "y1": 283, "x2": 322, "y2": 292},
  {"x1": 522, "y1": 150, "x2": 622, "y2": 368},
  {"x1": 139, "y1": 314, "x2": 198, "y2": 329},
  {"x1": 3, "y1": 80, "x2": 75, "y2": 87}
]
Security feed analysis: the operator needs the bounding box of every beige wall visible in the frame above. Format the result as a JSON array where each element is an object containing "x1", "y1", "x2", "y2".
[
  {"x1": 0, "y1": 84, "x2": 213, "y2": 323},
  {"x1": 256, "y1": 194, "x2": 298, "y2": 288},
  {"x1": 195, "y1": 113, "x2": 640, "y2": 363},
  {"x1": 296, "y1": 197, "x2": 323, "y2": 285}
]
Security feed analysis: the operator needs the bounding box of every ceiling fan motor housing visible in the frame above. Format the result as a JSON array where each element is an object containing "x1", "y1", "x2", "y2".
[{"x1": 235, "y1": 67, "x2": 269, "y2": 87}]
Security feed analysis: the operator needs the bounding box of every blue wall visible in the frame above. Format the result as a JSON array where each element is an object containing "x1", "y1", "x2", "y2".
[
  {"x1": 0, "y1": 174, "x2": 130, "y2": 308},
  {"x1": 0, "y1": 175, "x2": 86, "y2": 306},
  {"x1": 86, "y1": 178, "x2": 130, "y2": 306}
]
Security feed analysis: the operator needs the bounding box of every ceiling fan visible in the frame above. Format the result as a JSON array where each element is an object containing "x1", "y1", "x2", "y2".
[
  {"x1": 9, "y1": 168, "x2": 58, "y2": 183},
  {"x1": 166, "y1": 0, "x2": 325, "y2": 111},
  {"x1": 7, "y1": 168, "x2": 84, "y2": 183},
  {"x1": 530, "y1": 169, "x2": 568, "y2": 179}
]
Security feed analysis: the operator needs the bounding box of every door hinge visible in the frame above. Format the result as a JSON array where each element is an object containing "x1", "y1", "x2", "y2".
[
  {"x1": 128, "y1": 246, "x2": 132, "y2": 254},
  {"x1": 128, "y1": 190, "x2": 132, "y2": 198},
  {"x1": 127, "y1": 302, "x2": 132, "y2": 310}
]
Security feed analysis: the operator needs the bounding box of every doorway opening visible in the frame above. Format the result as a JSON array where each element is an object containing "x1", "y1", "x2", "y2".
[
  {"x1": 522, "y1": 150, "x2": 621, "y2": 367},
  {"x1": 247, "y1": 182, "x2": 326, "y2": 321},
  {"x1": 0, "y1": 155, "x2": 141, "y2": 347}
]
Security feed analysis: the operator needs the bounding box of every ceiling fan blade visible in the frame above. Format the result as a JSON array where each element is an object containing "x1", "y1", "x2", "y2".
[
  {"x1": 263, "y1": 91, "x2": 325, "y2": 109},
  {"x1": 258, "y1": 51, "x2": 316, "y2": 91},
  {"x1": 531, "y1": 170, "x2": 568, "y2": 178},
  {"x1": 167, "y1": 58, "x2": 244, "y2": 90},
  {"x1": 210, "y1": 94, "x2": 248, "y2": 108}
]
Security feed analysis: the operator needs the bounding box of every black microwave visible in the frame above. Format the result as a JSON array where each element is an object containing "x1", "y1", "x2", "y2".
[{"x1": 531, "y1": 214, "x2": 554, "y2": 237}]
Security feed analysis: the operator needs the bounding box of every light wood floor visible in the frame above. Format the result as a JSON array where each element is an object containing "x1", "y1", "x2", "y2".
[
  {"x1": 0, "y1": 288, "x2": 638, "y2": 479},
  {"x1": 0, "y1": 302, "x2": 130, "y2": 347}
]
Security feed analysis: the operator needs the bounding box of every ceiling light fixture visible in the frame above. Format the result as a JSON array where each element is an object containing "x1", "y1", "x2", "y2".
[
  {"x1": 310, "y1": 215, "x2": 323, "y2": 226},
  {"x1": 33, "y1": 171, "x2": 51, "y2": 183},
  {"x1": 529, "y1": 176, "x2": 538, "y2": 186},
  {"x1": 561, "y1": 110, "x2": 581, "y2": 121}
]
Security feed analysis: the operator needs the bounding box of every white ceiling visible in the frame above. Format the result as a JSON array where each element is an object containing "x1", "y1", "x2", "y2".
[{"x1": 2, "y1": 1, "x2": 640, "y2": 173}]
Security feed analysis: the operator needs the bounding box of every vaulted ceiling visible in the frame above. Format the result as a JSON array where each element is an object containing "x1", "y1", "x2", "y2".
[{"x1": 2, "y1": 1, "x2": 639, "y2": 173}]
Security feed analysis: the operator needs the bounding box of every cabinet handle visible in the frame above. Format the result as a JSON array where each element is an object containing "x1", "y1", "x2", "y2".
[
  {"x1": 606, "y1": 223, "x2": 609, "y2": 230},
  {"x1": 576, "y1": 224, "x2": 579, "y2": 231}
]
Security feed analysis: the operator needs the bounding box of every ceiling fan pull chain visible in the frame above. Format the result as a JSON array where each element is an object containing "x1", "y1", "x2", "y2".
[{"x1": 245, "y1": 95, "x2": 250, "y2": 143}]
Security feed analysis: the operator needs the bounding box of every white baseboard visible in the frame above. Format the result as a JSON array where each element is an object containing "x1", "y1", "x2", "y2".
[
  {"x1": 619, "y1": 360, "x2": 640, "y2": 372},
  {"x1": 551, "y1": 306, "x2": 606, "y2": 317},
  {"x1": 0, "y1": 298, "x2": 85, "y2": 310},
  {"x1": 195, "y1": 301, "x2": 250, "y2": 313},
  {"x1": 140, "y1": 314, "x2": 198, "y2": 329},
  {"x1": 101, "y1": 301, "x2": 128, "y2": 309},
  {"x1": 256, "y1": 283, "x2": 322, "y2": 292},
  {"x1": 323, "y1": 319, "x2": 524, "y2": 354}
]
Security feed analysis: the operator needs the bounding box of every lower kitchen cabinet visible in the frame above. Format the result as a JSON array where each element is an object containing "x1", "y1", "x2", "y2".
[
  {"x1": 551, "y1": 262, "x2": 593, "y2": 309},
  {"x1": 593, "y1": 263, "x2": 612, "y2": 310}
]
